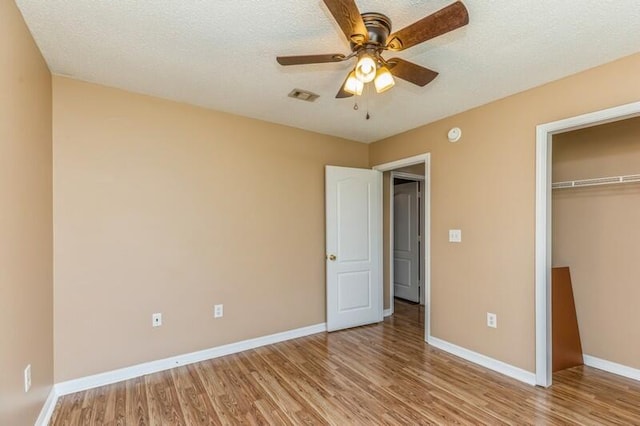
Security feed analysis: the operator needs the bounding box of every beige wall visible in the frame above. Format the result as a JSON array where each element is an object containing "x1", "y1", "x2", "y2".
[
  {"x1": 553, "y1": 117, "x2": 640, "y2": 369},
  {"x1": 370, "y1": 53, "x2": 640, "y2": 372},
  {"x1": 53, "y1": 77, "x2": 368, "y2": 381},
  {"x1": 0, "y1": 2, "x2": 53, "y2": 425},
  {"x1": 395, "y1": 164, "x2": 425, "y2": 176}
]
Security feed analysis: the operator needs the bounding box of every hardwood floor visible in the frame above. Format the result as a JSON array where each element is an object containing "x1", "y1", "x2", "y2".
[{"x1": 51, "y1": 300, "x2": 640, "y2": 425}]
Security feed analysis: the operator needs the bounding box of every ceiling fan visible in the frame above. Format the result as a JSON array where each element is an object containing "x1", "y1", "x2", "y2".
[{"x1": 277, "y1": 0, "x2": 469, "y2": 98}]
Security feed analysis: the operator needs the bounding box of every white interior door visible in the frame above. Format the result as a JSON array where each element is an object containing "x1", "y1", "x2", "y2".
[
  {"x1": 326, "y1": 165, "x2": 382, "y2": 332},
  {"x1": 393, "y1": 181, "x2": 420, "y2": 302}
]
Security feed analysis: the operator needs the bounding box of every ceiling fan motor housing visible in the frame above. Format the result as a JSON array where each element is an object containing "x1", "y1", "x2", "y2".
[{"x1": 354, "y1": 13, "x2": 391, "y2": 48}]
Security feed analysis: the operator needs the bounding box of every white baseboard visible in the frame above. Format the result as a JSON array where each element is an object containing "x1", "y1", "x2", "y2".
[
  {"x1": 35, "y1": 386, "x2": 58, "y2": 426},
  {"x1": 583, "y1": 354, "x2": 640, "y2": 382},
  {"x1": 428, "y1": 336, "x2": 536, "y2": 386},
  {"x1": 383, "y1": 308, "x2": 392, "y2": 317},
  {"x1": 55, "y1": 322, "x2": 326, "y2": 396}
]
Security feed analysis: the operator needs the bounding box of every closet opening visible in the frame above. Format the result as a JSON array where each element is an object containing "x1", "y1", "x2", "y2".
[
  {"x1": 551, "y1": 116, "x2": 640, "y2": 384},
  {"x1": 535, "y1": 101, "x2": 640, "y2": 387}
]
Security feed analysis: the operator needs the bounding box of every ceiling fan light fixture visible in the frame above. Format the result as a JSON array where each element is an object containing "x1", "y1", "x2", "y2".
[
  {"x1": 374, "y1": 66, "x2": 395, "y2": 93},
  {"x1": 355, "y1": 54, "x2": 377, "y2": 83},
  {"x1": 344, "y1": 70, "x2": 364, "y2": 96}
]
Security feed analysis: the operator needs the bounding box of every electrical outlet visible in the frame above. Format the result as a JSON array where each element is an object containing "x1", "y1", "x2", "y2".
[
  {"x1": 24, "y1": 364, "x2": 31, "y2": 393},
  {"x1": 214, "y1": 304, "x2": 223, "y2": 318},
  {"x1": 152, "y1": 313, "x2": 162, "y2": 327},
  {"x1": 487, "y1": 312, "x2": 497, "y2": 328}
]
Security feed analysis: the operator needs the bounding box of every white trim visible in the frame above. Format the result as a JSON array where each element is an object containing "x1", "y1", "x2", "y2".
[
  {"x1": 583, "y1": 355, "x2": 640, "y2": 382},
  {"x1": 391, "y1": 171, "x2": 425, "y2": 181},
  {"x1": 383, "y1": 308, "x2": 393, "y2": 317},
  {"x1": 55, "y1": 322, "x2": 326, "y2": 396},
  {"x1": 373, "y1": 153, "x2": 431, "y2": 341},
  {"x1": 535, "y1": 101, "x2": 640, "y2": 388},
  {"x1": 388, "y1": 176, "x2": 395, "y2": 314},
  {"x1": 35, "y1": 387, "x2": 58, "y2": 426},
  {"x1": 535, "y1": 125, "x2": 552, "y2": 388},
  {"x1": 424, "y1": 160, "x2": 431, "y2": 335},
  {"x1": 374, "y1": 154, "x2": 430, "y2": 171},
  {"x1": 428, "y1": 336, "x2": 536, "y2": 385}
]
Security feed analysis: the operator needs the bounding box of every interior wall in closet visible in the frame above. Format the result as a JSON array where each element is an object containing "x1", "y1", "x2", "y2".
[{"x1": 552, "y1": 116, "x2": 640, "y2": 370}]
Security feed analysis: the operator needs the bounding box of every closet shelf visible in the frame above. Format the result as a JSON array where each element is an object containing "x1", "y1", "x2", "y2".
[{"x1": 552, "y1": 173, "x2": 640, "y2": 189}]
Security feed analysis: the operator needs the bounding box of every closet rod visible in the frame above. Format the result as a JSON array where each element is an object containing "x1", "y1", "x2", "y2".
[{"x1": 552, "y1": 173, "x2": 640, "y2": 189}]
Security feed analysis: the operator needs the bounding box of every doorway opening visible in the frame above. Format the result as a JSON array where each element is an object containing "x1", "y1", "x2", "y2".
[
  {"x1": 535, "y1": 101, "x2": 640, "y2": 387},
  {"x1": 391, "y1": 172, "x2": 425, "y2": 306},
  {"x1": 373, "y1": 153, "x2": 430, "y2": 341}
]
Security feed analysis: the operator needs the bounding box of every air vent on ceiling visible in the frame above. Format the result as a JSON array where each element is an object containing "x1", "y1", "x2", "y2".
[{"x1": 288, "y1": 89, "x2": 319, "y2": 102}]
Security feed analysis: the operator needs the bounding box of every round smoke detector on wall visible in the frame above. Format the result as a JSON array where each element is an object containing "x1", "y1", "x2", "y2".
[{"x1": 448, "y1": 127, "x2": 462, "y2": 143}]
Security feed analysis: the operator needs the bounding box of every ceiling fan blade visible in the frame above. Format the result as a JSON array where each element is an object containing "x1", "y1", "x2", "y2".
[
  {"x1": 386, "y1": 1, "x2": 469, "y2": 51},
  {"x1": 322, "y1": 0, "x2": 368, "y2": 44},
  {"x1": 387, "y1": 58, "x2": 438, "y2": 87},
  {"x1": 277, "y1": 54, "x2": 347, "y2": 66},
  {"x1": 336, "y1": 73, "x2": 354, "y2": 98}
]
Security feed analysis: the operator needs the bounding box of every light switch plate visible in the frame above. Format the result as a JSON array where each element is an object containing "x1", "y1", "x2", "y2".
[{"x1": 449, "y1": 229, "x2": 462, "y2": 242}]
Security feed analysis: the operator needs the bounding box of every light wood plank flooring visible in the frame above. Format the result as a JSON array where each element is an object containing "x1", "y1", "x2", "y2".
[{"x1": 51, "y1": 300, "x2": 640, "y2": 425}]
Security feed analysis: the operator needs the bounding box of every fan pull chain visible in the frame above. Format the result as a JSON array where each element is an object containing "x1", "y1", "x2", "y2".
[{"x1": 366, "y1": 83, "x2": 371, "y2": 120}]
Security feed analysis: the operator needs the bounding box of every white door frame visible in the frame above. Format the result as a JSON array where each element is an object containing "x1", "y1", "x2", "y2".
[
  {"x1": 535, "y1": 101, "x2": 640, "y2": 387},
  {"x1": 373, "y1": 153, "x2": 431, "y2": 342},
  {"x1": 390, "y1": 172, "x2": 425, "y2": 305}
]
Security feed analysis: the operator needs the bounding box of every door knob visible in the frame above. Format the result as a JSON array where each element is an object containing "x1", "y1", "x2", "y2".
[{"x1": 327, "y1": 254, "x2": 337, "y2": 261}]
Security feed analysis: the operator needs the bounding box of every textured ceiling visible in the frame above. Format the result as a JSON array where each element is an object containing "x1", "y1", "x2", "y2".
[{"x1": 15, "y1": 0, "x2": 640, "y2": 143}]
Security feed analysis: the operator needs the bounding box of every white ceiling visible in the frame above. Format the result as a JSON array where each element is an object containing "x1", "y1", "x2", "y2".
[{"x1": 16, "y1": 0, "x2": 640, "y2": 143}]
